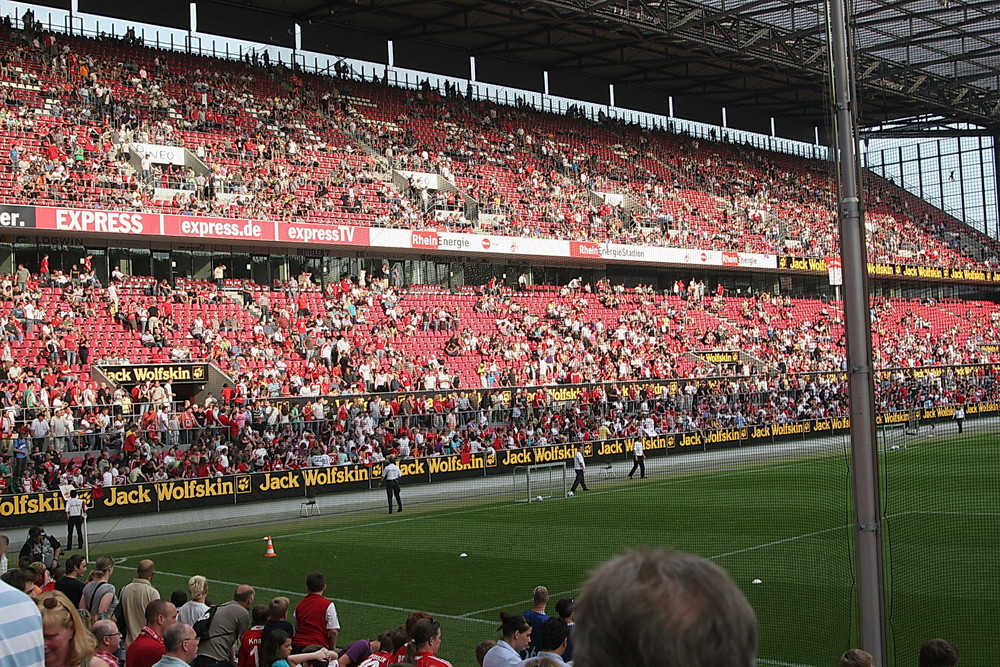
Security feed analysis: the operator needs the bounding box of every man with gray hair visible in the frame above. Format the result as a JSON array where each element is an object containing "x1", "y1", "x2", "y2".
[
  {"x1": 573, "y1": 549, "x2": 757, "y2": 667},
  {"x1": 153, "y1": 623, "x2": 200, "y2": 666},
  {"x1": 91, "y1": 619, "x2": 122, "y2": 667}
]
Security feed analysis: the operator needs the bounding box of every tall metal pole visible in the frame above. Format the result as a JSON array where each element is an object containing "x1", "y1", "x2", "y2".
[
  {"x1": 993, "y1": 136, "x2": 1000, "y2": 240},
  {"x1": 827, "y1": 0, "x2": 887, "y2": 664}
]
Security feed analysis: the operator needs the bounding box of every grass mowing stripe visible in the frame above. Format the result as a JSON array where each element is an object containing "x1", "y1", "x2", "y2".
[
  {"x1": 460, "y1": 521, "x2": 854, "y2": 619},
  {"x1": 116, "y1": 505, "x2": 495, "y2": 561},
  {"x1": 117, "y1": 453, "x2": 843, "y2": 563},
  {"x1": 153, "y1": 569, "x2": 496, "y2": 626}
]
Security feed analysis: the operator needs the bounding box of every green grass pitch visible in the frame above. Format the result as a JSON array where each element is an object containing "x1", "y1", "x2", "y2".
[{"x1": 97, "y1": 430, "x2": 998, "y2": 667}]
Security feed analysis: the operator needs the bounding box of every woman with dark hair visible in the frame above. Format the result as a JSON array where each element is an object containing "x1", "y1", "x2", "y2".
[
  {"x1": 482, "y1": 613, "x2": 531, "y2": 667},
  {"x1": 406, "y1": 618, "x2": 453, "y2": 667},
  {"x1": 260, "y1": 629, "x2": 331, "y2": 667}
]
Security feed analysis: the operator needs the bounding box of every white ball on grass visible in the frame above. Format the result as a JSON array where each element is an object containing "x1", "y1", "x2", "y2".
[
  {"x1": 536, "y1": 495, "x2": 544, "y2": 502},
  {"x1": 566, "y1": 491, "x2": 574, "y2": 497},
  {"x1": 752, "y1": 578, "x2": 763, "y2": 584},
  {"x1": 459, "y1": 553, "x2": 468, "y2": 558}
]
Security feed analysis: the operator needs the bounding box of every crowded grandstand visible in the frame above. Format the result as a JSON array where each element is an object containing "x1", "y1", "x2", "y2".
[
  {"x1": 0, "y1": 1, "x2": 998, "y2": 666},
  {"x1": 0, "y1": 9, "x2": 994, "y2": 498}
]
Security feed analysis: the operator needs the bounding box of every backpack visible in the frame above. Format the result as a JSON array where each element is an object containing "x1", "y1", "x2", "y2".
[
  {"x1": 192, "y1": 605, "x2": 220, "y2": 641},
  {"x1": 83, "y1": 581, "x2": 124, "y2": 634},
  {"x1": 112, "y1": 597, "x2": 127, "y2": 637}
]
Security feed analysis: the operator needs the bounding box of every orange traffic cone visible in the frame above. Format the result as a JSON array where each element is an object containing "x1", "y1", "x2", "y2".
[{"x1": 263, "y1": 536, "x2": 278, "y2": 558}]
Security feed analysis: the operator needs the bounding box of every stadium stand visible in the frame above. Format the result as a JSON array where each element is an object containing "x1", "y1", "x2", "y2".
[
  {"x1": 0, "y1": 25, "x2": 991, "y2": 269},
  {"x1": 1, "y1": 257, "x2": 999, "y2": 495},
  {"x1": 0, "y1": 21, "x2": 996, "y2": 498}
]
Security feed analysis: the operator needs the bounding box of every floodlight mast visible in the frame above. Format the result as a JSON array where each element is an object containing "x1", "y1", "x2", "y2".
[{"x1": 827, "y1": 0, "x2": 887, "y2": 664}]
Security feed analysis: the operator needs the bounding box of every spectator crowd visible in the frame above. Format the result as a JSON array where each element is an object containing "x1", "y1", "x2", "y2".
[
  {"x1": 0, "y1": 257, "x2": 996, "y2": 496},
  {"x1": 0, "y1": 19, "x2": 993, "y2": 271}
]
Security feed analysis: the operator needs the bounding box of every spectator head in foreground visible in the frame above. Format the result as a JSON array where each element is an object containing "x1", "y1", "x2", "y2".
[
  {"x1": 841, "y1": 648, "x2": 874, "y2": 667},
  {"x1": 573, "y1": 549, "x2": 757, "y2": 667},
  {"x1": 919, "y1": 639, "x2": 959, "y2": 667}
]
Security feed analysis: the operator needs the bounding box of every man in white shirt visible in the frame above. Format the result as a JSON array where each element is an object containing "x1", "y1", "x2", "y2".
[
  {"x1": 570, "y1": 444, "x2": 589, "y2": 493},
  {"x1": 65, "y1": 490, "x2": 86, "y2": 551},
  {"x1": 379, "y1": 456, "x2": 403, "y2": 514},
  {"x1": 628, "y1": 440, "x2": 646, "y2": 480},
  {"x1": 30, "y1": 415, "x2": 49, "y2": 451}
]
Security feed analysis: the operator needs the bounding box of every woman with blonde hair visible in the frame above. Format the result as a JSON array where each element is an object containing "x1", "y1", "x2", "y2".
[
  {"x1": 37, "y1": 590, "x2": 104, "y2": 667},
  {"x1": 79, "y1": 556, "x2": 118, "y2": 621},
  {"x1": 177, "y1": 574, "x2": 209, "y2": 625}
]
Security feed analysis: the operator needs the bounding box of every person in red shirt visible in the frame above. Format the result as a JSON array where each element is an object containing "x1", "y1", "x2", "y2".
[
  {"x1": 356, "y1": 629, "x2": 401, "y2": 667},
  {"x1": 238, "y1": 604, "x2": 269, "y2": 667},
  {"x1": 391, "y1": 612, "x2": 432, "y2": 664},
  {"x1": 62, "y1": 331, "x2": 78, "y2": 366},
  {"x1": 292, "y1": 572, "x2": 340, "y2": 651},
  {"x1": 405, "y1": 619, "x2": 453, "y2": 667},
  {"x1": 126, "y1": 599, "x2": 178, "y2": 667},
  {"x1": 122, "y1": 426, "x2": 139, "y2": 464}
]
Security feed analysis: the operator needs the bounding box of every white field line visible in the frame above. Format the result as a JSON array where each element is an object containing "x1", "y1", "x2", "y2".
[
  {"x1": 707, "y1": 524, "x2": 849, "y2": 560},
  {"x1": 116, "y1": 505, "x2": 492, "y2": 562},
  {"x1": 118, "y1": 455, "x2": 837, "y2": 564}
]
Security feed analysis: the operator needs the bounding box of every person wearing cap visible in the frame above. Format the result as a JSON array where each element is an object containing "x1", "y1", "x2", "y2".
[
  {"x1": 627, "y1": 439, "x2": 645, "y2": 479},
  {"x1": 19, "y1": 526, "x2": 61, "y2": 569}
]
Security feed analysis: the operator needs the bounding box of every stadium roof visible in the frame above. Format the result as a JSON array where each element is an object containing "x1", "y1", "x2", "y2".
[{"x1": 193, "y1": 0, "x2": 999, "y2": 135}]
